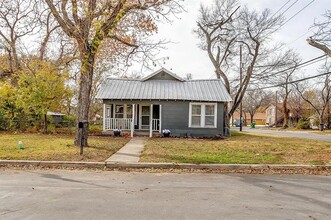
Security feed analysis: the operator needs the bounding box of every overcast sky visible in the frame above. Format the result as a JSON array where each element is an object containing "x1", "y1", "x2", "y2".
[{"x1": 133, "y1": 0, "x2": 330, "y2": 79}]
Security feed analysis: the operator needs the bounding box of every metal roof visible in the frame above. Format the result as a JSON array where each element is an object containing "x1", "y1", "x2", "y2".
[
  {"x1": 47, "y1": 111, "x2": 66, "y2": 116},
  {"x1": 96, "y1": 78, "x2": 232, "y2": 102}
]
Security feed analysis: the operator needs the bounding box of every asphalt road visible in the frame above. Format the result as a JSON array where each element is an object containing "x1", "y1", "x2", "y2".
[
  {"x1": 235, "y1": 127, "x2": 331, "y2": 142},
  {"x1": 0, "y1": 170, "x2": 330, "y2": 220}
]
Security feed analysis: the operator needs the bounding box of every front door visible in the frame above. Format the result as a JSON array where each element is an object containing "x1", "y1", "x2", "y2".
[{"x1": 140, "y1": 105, "x2": 150, "y2": 130}]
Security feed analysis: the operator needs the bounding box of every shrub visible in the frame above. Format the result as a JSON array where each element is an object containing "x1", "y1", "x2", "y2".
[
  {"x1": 297, "y1": 119, "x2": 310, "y2": 129},
  {"x1": 89, "y1": 124, "x2": 102, "y2": 134}
]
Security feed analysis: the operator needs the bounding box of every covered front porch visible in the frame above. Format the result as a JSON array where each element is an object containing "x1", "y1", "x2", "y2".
[{"x1": 102, "y1": 103, "x2": 162, "y2": 137}]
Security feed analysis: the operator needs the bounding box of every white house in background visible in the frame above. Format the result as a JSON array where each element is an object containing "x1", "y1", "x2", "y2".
[{"x1": 265, "y1": 104, "x2": 284, "y2": 126}]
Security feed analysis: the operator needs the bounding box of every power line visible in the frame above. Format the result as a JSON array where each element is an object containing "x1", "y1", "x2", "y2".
[
  {"x1": 275, "y1": 0, "x2": 316, "y2": 32},
  {"x1": 250, "y1": 71, "x2": 331, "y2": 91},
  {"x1": 257, "y1": 1, "x2": 316, "y2": 58},
  {"x1": 287, "y1": 29, "x2": 312, "y2": 45},
  {"x1": 209, "y1": 47, "x2": 326, "y2": 83},
  {"x1": 283, "y1": 0, "x2": 315, "y2": 27},
  {"x1": 207, "y1": 0, "x2": 317, "y2": 80},
  {"x1": 256, "y1": 54, "x2": 327, "y2": 79},
  {"x1": 293, "y1": 55, "x2": 326, "y2": 69},
  {"x1": 250, "y1": 54, "x2": 327, "y2": 86},
  {"x1": 273, "y1": 54, "x2": 326, "y2": 74},
  {"x1": 276, "y1": 0, "x2": 299, "y2": 18},
  {"x1": 271, "y1": 0, "x2": 293, "y2": 18},
  {"x1": 256, "y1": 53, "x2": 325, "y2": 68}
]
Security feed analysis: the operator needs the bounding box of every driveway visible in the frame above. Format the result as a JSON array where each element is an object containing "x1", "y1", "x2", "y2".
[
  {"x1": 234, "y1": 127, "x2": 331, "y2": 142},
  {"x1": 0, "y1": 170, "x2": 330, "y2": 219}
]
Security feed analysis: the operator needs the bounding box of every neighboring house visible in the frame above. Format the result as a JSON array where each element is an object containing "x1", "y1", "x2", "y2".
[
  {"x1": 232, "y1": 112, "x2": 266, "y2": 126},
  {"x1": 47, "y1": 111, "x2": 66, "y2": 125},
  {"x1": 308, "y1": 115, "x2": 319, "y2": 129},
  {"x1": 265, "y1": 104, "x2": 283, "y2": 126},
  {"x1": 96, "y1": 68, "x2": 232, "y2": 137}
]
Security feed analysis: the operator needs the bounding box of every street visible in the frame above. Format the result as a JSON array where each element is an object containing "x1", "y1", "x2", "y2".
[
  {"x1": 234, "y1": 127, "x2": 331, "y2": 142},
  {"x1": 0, "y1": 170, "x2": 330, "y2": 220}
]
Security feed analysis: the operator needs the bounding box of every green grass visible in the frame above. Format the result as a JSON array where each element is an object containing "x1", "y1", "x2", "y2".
[
  {"x1": 0, "y1": 133, "x2": 129, "y2": 162},
  {"x1": 140, "y1": 131, "x2": 331, "y2": 165}
]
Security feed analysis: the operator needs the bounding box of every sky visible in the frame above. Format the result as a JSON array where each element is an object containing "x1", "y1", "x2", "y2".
[{"x1": 132, "y1": 0, "x2": 330, "y2": 80}]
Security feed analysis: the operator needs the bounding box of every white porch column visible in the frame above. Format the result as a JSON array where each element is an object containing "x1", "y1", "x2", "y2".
[
  {"x1": 159, "y1": 105, "x2": 162, "y2": 134},
  {"x1": 150, "y1": 104, "x2": 153, "y2": 138},
  {"x1": 102, "y1": 103, "x2": 106, "y2": 131},
  {"x1": 131, "y1": 104, "x2": 135, "y2": 138}
]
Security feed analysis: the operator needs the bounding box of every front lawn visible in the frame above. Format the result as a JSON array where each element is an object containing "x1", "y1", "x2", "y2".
[
  {"x1": 140, "y1": 131, "x2": 331, "y2": 165},
  {"x1": 0, "y1": 134, "x2": 129, "y2": 162}
]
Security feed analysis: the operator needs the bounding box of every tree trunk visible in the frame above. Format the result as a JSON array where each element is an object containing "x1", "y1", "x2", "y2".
[
  {"x1": 282, "y1": 99, "x2": 289, "y2": 129},
  {"x1": 319, "y1": 115, "x2": 324, "y2": 131},
  {"x1": 242, "y1": 112, "x2": 247, "y2": 126},
  {"x1": 327, "y1": 102, "x2": 331, "y2": 129},
  {"x1": 11, "y1": 43, "x2": 20, "y2": 71},
  {"x1": 224, "y1": 103, "x2": 230, "y2": 128},
  {"x1": 44, "y1": 114, "x2": 48, "y2": 133},
  {"x1": 74, "y1": 51, "x2": 95, "y2": 147},
  {"x1": 231, "y1": 111, "x2": 234, "y2": 127}
]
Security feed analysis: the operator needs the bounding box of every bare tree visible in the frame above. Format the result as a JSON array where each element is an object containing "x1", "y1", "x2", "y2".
[
  {"x1": 38, "y1": 9, "x2": 61, "y2": 60},
  {"x1": 242, "y1": 89, "x2": 272, "y2": 124},
  {"x1": 195, "y1": 0, "x2": 284, "y2": 129},
  {"x1": 273, "y1": 50, "x2": 301, "y2": 128},
  {"x1": 308, "y1": 10, "x2": 331, "y2": 57},
  {"x1": 44, "y1": 0, "x2": 182, "y2": 147},
  {"x1": 0, "y1": 0, "x2": 38, "y2": 77},
  {"x1": 287, "y1": 89, "x2": 304, "y2": 124},
  {"x1": 195, "y1": 0, "x2": 240, "y2": 90},
  {"x1": 295, "y1": 63, "x2": 331, "y2": 131}
]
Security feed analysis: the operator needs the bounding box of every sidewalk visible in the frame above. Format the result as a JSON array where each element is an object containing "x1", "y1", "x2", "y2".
[{"x1": 106, "y1": 137, "x2": 148, "y2": 163}]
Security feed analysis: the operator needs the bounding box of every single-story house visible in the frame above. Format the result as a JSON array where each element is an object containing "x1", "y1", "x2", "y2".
[
  {"x1": 96, "y1": 68, "x2": 232, "y2": 137},
  {"x1": 265, "y1": 104, "x2": 283, "y2": 126},
  {"x1": 232, "y1": 112, "x2": 266, "y2": 126}
]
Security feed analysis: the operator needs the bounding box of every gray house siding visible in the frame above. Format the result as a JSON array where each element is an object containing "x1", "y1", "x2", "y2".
[
  {"x1": 103, "y1": 100, "x2": 224, "y2": 137},
  {"x1": 146, "y1": 73, "x2": 180, "y2": 81},
  {"x1": 161, "y1": 101, "x2": 224, "y2": 137}
]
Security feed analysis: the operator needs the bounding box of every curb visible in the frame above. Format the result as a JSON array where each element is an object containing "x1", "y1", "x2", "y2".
[
  {"x1": 1, "y1": 160, "x2": 330, "y2": 173},
  {"x1": 0, "y1": 160, "x2": 105, "y2": 169},
  {"x1": 105, "y1": 162, "x2": 331, "y2": 171}
]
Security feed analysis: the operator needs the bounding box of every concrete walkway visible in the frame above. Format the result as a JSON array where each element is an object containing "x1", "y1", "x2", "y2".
[{"x1": 106, "y1": 137, "x2": 148, "y2": 163}]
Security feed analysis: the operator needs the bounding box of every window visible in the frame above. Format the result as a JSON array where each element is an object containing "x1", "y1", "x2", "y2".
[
  {"x1": 189, "y1": 103, "x2": 217, "y2": 128},
  {"x1": 115, "y1": 105, "x2": 124, "y2": 118},
  {"x1": 205, "y1": 104, "x2": 215, "y2": 126},
  {"x1": 105, "y1": 105, "x2": 112, "y2": 118},
  {"x1": 191, "y1": 105, "x2": 201, "y2": 126}
]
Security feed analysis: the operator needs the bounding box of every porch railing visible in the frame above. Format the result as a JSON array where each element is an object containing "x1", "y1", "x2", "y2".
[
  {"x1": 105, "y1": 118, "x2": 132, "y2": 130},
  {"x1": 152, "y1": 119, "x2": 160, "y2": 131}
]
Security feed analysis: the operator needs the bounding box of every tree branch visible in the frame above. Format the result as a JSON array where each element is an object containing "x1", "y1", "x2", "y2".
[{"x1": 307, "y1": 37, "x2": 331, "y2": 57}]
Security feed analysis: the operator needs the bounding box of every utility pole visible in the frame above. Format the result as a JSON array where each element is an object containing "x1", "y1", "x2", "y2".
[
  {"x1": 240, "y1": 45, "x2": 243, "y2": 132},
  {"x1": 275, "y1": 91, "x2": 278, "y2": 128}
]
